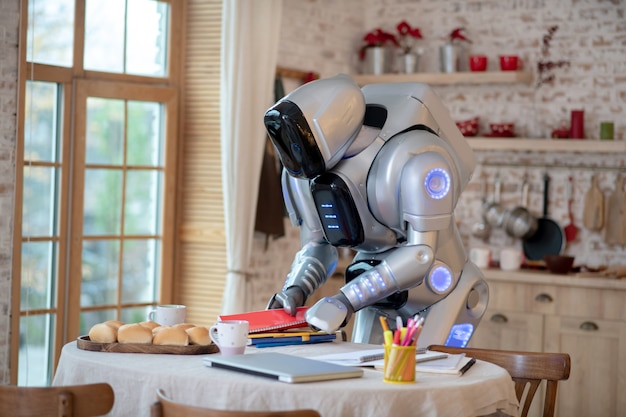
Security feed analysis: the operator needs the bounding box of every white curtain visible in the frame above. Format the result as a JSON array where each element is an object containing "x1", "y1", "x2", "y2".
[{"x1": 220, "y1": 0, "x2": 283, "y2": 314}]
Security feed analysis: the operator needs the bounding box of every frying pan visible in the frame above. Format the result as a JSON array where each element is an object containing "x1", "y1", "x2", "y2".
[{"x1": 522, "y1": 173, "x2": 565, "y2": 261}]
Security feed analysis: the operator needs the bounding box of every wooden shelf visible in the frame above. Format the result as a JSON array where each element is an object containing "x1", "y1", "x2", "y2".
[
  {"x1": 466, "y1": 137, "x2": 626, "y2": 153},
  {"x1": 352, "y1": 71, "x2": 533, "y2": 86}
]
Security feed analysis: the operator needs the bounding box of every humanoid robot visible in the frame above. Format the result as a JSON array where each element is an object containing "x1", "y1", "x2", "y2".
[{"x1": 263, "y1": 74, "x2": 488, "y2": 348}]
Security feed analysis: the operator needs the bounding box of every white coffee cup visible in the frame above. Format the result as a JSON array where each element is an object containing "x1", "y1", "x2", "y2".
[
  {"x1": 148, "y1": 304, "x2": 187, "y2": 326},
  {"x1": 210, "y1": 320, "x2": 249, "y2": 356},
  {"x1": 500, "y1": 247, "x2": 524, "y2": 271},
  {"x1": 469, "y1": 247, "x2": 491, "y2": 269}
]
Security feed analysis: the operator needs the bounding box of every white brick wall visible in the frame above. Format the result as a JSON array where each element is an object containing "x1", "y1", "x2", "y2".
[
  {"x1": 0, "y1": 0, "x2": 19, "y2": 385},
  {"x1": 250, "y1": 0, "x2": 626, "y2": 310}
]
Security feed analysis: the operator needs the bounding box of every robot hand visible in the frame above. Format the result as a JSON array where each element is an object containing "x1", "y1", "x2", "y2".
[
  {"x1": 305, "y1": 293, "x2": 354, "y2": 333},
  {"x1": 266, "y1": 286, "x2": 306, "y2": 316}
]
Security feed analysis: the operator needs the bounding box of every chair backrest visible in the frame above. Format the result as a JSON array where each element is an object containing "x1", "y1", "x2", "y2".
[
  {"x1": 428, "y1": 345, "x2": 570, "y2": 417},
  {"x1": 0, "y1": 383, "x2": 114, "y2": 417},
  {"x1": 150, "y1": 389, "x2": 321, "y2": 417}
]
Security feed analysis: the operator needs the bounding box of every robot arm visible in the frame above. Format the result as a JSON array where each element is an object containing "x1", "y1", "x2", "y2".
[{"x1": 266, "y1": 171, "x2": 338, "y2": 315}]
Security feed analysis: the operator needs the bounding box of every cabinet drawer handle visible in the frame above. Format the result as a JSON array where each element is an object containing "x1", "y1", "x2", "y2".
[
  {"x1": 534, "y1": 293, "x2": 553, "y2": 303},
  {"x1": 579, "y1": 321, "x2": 599, "y2": 331},
  {"x1": 490, "y1": 313, "x2": 508, "y2": 323}
]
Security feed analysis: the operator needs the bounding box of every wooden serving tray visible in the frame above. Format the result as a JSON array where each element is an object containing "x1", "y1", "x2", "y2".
[{"x1": 77, "y1": 335, "x2": 219, "y2": 355}]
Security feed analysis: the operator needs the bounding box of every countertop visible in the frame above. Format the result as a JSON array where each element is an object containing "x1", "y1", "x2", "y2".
[{"x1": 482, "y1": 268, "x2": 626, "y2": 290}]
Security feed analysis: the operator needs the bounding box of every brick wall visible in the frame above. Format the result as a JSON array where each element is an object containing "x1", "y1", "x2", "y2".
[
  {"x1": 0, "y1": 0, "x2": 19, "y2": 385},
  {"x1": 249, "y1": 0, "x2": 626, "y2": 310}
]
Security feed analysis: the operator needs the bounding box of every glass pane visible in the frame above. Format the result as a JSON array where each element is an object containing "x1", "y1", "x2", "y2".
[
  {"x1": 121, "y1": 239, "x2": 159, "y2": 303},
  {"x1": 18, "y1": 313, "x2": 55, "y2": 386},
  {"x1": 22, "y1": 166, "x2": 58, "y2": 237},
  {"x1": 81, "y1": 240, "x2": 120, "y2": 307},
  {"x1": 126, "y1": 0, "x2": 169, "y2": 77},
  {"x1": 121, "y1": 306, "x2": 152, "y2": 324},
  {"x1": 125, "y1": 171, "x2": 161, "y2": 235},
  {"x1": 83, "y1": 169, "x2": 123, "y2": 236},
  {"x1": 21, "y1": 242, "x2": 57, "y2": 311},
  {"x1": 85, "y1": 97, "x2": 124, "y2": 165},
  {"x1": 27, "y1": 0, "x2": 74, "y2": 67},
  {"x1": 84, "y1": 0, "x2": 125, "y2": 73},
  {"x1": 80, "y1": 309, "x2": 118, "y2": 336},
  {"x1": 24, "y1": 81, "x2": 60, "y2": 163},
  {"x1": 127, "y1": 101, "x2": 163, "y2": 166}
]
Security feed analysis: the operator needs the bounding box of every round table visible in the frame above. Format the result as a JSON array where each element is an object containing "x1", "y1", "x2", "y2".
[{"x1": 53, "y1": 341, "x2": 518, "y2": 417}]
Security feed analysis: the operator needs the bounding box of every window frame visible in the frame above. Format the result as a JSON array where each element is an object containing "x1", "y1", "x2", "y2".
[{"x1": 12, "y1": 0, "x2": 184, "y2": 385}]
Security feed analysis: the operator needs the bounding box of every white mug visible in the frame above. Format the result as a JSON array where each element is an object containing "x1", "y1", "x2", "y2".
[
  {"x1": 500, "y1": 248, "x2": 524, "y2": 271},
  {"x1": 148, "y1": 304, "x2": 187, "y2": 326},
  {"x1": 469, "y1": 247, "x2": 491, "y2": 269},
  {"x1": 210, "y1": 320, "x2": 249, "y2": 356}
]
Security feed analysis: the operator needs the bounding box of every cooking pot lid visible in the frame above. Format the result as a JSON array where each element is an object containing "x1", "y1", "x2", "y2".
[{"x1": 522, "y1": 218, "x2": 564, "y2": 261}]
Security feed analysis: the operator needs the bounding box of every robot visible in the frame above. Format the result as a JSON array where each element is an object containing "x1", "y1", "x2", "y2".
[{"x1": 263, "y1": 74, "x2": 488, "y2": 348}]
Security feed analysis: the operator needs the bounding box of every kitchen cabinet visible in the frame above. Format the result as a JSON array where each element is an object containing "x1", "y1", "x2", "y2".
[{"x1": 470, "y1": 269, "x2": 626, "y2": 417}]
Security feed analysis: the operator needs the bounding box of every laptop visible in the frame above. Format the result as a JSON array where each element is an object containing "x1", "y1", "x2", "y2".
[{"x1": 203, "y1": 352, "x2": 364, "y2": 383}]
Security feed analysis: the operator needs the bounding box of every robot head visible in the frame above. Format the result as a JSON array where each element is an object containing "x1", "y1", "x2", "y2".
[{"x1": 264, "y1": 74, "x2": 366, "y2": 179}]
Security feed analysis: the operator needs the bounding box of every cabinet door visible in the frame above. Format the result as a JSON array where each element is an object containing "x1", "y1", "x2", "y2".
[
  {"x1": 470, "y1": 309, "x2": 543, "y2": 352},
  {"x1": 544, "y1": 316, "x2": 626, "y2": 417}
]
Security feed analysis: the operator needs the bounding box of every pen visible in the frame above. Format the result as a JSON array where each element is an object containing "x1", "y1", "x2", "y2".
[{"x1": 459, "y1": 358, "x2": 476, "y2": 376}]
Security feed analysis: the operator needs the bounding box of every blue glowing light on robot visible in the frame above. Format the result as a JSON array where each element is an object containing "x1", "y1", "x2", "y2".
[
  {"x1": 429, "y1": 265, "x2": 453, "y2": 293},
  {"x1": 424, "y1": 168, "x2": 450, "y2": 200}
]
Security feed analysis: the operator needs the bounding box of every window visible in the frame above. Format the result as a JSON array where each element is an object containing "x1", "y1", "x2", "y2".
[{"x1": 15, "y1": 0, "x2": 182, "y2": 385}]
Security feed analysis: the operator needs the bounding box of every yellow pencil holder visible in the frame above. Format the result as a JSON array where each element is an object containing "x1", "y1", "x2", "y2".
[{"x1": 383, "y1": 344, "x2": 416, "y2": 384}]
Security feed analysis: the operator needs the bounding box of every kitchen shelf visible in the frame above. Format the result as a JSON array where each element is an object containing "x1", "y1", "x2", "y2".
[
  {"x1": 466, "y1": 137, "x2": 626, "y2": 153},
  {"x1": 352, "y1": 71, "x2": 533, "y2": 86}
]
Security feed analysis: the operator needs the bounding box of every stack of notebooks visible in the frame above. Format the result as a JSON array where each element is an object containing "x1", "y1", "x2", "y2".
[{"x1": 218, "y1": 307, "x2": 338, "y2": 348}]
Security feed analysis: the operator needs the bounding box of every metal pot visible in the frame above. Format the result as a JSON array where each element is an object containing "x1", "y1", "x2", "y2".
[
  {"x1": 504, "y1": 179, "x2": 538, "y2": 239},
  {"x1": 483, "y1": 173, "x2": 507, "y2": 227}
]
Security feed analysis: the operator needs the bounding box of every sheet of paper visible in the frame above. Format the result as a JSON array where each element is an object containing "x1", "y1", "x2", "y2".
[{"x1": 311, "y1": 349, "x2": 448, "y2": 367}]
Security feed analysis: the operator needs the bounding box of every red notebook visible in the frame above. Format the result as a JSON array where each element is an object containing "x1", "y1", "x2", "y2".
[{"x1": 218, "y1": 307, "x2": 309, "y2": 334}]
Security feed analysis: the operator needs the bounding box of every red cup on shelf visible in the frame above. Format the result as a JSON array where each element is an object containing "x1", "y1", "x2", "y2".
[
  {"x1": 469, "y1": 55, "x2": 488, "y2": 72},
  {"x1": 499, "y1": 55, "x2": 519, "y2": 71},
  {"x1": 570, "y1": 110, "x2": 584, "y2": 139}
]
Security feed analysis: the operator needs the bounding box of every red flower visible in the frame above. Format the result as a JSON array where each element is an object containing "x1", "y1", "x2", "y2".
[
  {"x1": 359, "y1": 28, "x2": 399, "y2": 60},
  {"x1": 396, "y1": 21, "x2": 423, "y2": 53},
  {"x1": 449, "y1": 27, "x2": 472, "y2": 44}
]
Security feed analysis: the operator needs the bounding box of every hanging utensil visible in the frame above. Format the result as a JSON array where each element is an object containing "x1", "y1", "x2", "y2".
[
  {"x1": 564, "y1": 176, "x2": 579, "y2": 242},
  {"x1": 583, "y1": 174, "x2": 604, "y2": 231},
  {"x1": 523, "y1": 172, "x2": 565, "y2": 261},
  {"x1": 472, "y1": 175, "x2": 492, "y2": 240},
  {"x1": 604, "y1": 174, "x2": 626, "y2": 245},
  {"x1": 483, "y1": 172, "x2": 507, "y2": 228},
  {"x1": 503, "y1": 175, "x2": 538, "y2": 239}
]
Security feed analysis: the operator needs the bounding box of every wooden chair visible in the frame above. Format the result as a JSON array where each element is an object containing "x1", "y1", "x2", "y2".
[
  {"x1": 0, "y1": 382, "x2": 114, "y2": 417},
  {"x1": 150, "y1": 389, "x2": 321, "y2": 417},
  {"x1": 428, "y1": 345, "x2": 570, "y2": 417}
]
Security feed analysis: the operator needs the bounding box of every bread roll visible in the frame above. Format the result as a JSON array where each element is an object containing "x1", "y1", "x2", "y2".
[
  {"x1": 117, "y1": 323, "x2": 153, "y2": 344},
  {"x1": 152, "y1": 325, "x2": 169, "y2": 335},
  {"x1": 153, "y1": 326, "x2": 189, "y2": 346},
  {"x1": 173, "y1": 323, "x2": 196, "y2": 331},
  {"x1": 103, "y1": 320, "x2": 125, "y2": 330},
  {"x1": 139, "y1": 320, "x2": 160, "y2": 330},
  {"x1": 186, "y1": 326, "x2": 211, "y2": 345},
  {"x1": 89, "y1": 323, "x2": 117, "y2": 343}
]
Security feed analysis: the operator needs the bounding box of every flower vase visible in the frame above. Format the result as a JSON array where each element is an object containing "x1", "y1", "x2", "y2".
[
  {"x1": 439, "y1": 44, "x2": 460, "y2": 73},
  {"x1": 400, "y1": 52, "x2": 420, "y2": 73},
  {"x1": 364, "y1": 46, "x2": 390, "y2": 75}
]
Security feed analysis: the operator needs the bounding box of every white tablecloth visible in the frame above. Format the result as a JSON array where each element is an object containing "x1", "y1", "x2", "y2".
[{"x1": 53, "y1": 341, "x2": 518, "y2": 417}]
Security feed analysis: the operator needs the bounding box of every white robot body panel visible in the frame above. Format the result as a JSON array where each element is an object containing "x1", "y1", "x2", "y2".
[
  {"x1": 367, "y1": 131, "x2": 458, "y2": 234},
  {"x1": 361, "y1": 82, "x2": 475, "y2": 189}
]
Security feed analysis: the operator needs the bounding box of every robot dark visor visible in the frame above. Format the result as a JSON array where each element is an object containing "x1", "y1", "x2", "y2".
[{"x1": 264, "y1": 101, "x2": 325, "y2": 179}]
